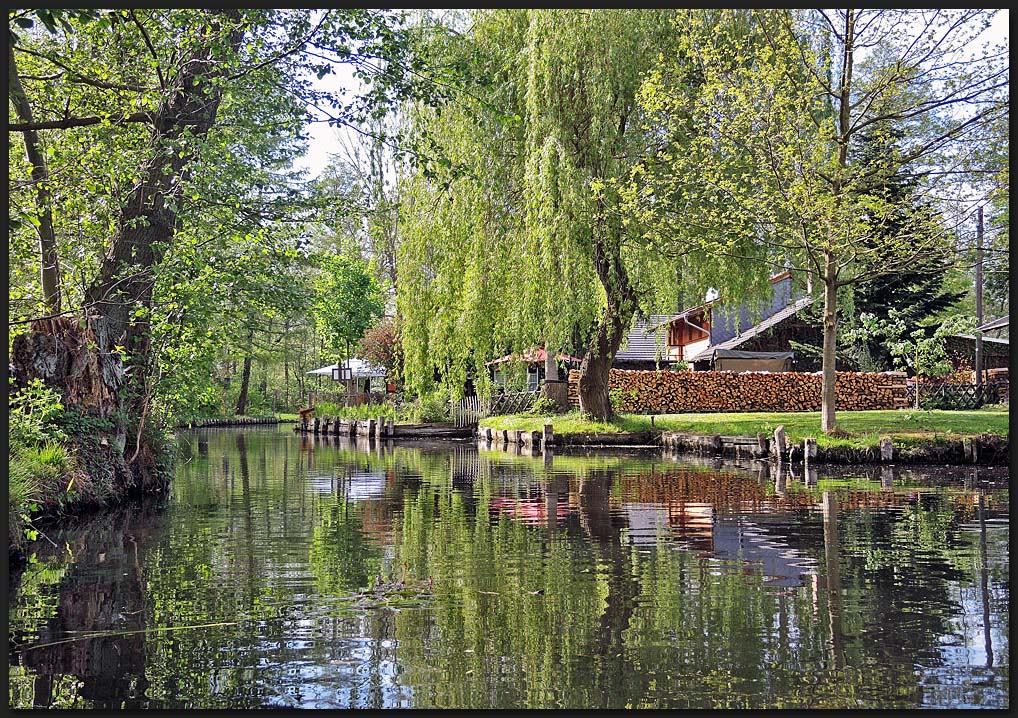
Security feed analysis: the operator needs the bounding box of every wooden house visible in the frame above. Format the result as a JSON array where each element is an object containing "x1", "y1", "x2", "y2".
[
  {"x1": 486, "y1": 347, "x2": 582, "y2": 390},
  {"x1": 615, "y1": 272, "x2": 818, "y2": 372}
]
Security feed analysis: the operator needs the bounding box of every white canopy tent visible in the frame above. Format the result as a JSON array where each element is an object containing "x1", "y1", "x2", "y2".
[{"x1": 306, "y1": 358, "x2": 387, "y2": 380}]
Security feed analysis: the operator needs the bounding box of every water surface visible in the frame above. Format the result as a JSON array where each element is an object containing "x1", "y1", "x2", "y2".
[{"x1": 8, "y1": 428, "x2": 1009, "y2": 709}]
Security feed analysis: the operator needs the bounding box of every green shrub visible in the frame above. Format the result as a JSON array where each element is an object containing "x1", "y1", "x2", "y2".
[
  {"x1": 528, "y1": 396, "x2": 559, "y2": 416},
  {"x1": 411, "y1": 390, "x2": 449, "y2": 423},
  {"x1": 8, "y1": 459, "x2": 40, "y2": 510},
  {"x1": 9, "y1": 379, "x2": 67, "y2": 449},
  {"x1": 316, "y1": 401, "x2": 398, "y2": 421}
]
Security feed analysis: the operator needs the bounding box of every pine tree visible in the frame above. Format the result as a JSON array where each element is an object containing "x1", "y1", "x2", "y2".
[{"x1": 845, "y1": 129, "x2": 967, "y2": 369}]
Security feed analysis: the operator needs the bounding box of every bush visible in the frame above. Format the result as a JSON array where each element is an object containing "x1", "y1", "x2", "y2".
[
  {"x1": 528, "y1": 396, "x2": 559, "y2": 416},
  {"x1": 412, "y1": 390, "x2": 449, "y2": 423},
  {"x1": 9, "y1": 379, "x2": 67, "y2": 449},
  {"x1": 315, "y1": 401, "x2": 398, "y2": 421},
  {"x1": 9, "y1": 442, "x2": 78, "y2": 547}
]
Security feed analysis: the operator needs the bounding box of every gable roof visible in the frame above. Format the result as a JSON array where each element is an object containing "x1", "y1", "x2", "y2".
[
  {"x1": 975, "y1": 315, "x2": 1009, "y2": 332},
  {"x1": 615, "y1": 314, "x2": 672, "y2": 362},
  {"x1": 687, "y1": 296, "x2": 815, "y2": 360}
]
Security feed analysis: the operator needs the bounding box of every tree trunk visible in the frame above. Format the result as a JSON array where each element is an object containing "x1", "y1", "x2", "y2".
[
  {"x1": 9, "y1": 44, "x2": 61, "y2": 313},
  {"x1": 284, "y1": 320, "x2": 290, "y2": 409},
  {"x1": 820, "y1": 252, "x2": 838, "y2": 433},
  {"x1": 10, "y1": 11, "x2": 245, "y2": 492},
  {"x1": 235, "y1": 328, "x2": 255, "y2": 416},
  {"x1": 544, "y1": 343, "x2": 558, "y2": 383},
  {"x1": 577, "y1": 236, "x2": 637, "y2": 420}
]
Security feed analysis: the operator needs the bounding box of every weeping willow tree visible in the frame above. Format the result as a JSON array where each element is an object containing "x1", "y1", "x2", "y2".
[{"x1": 398, "y1": 9, "x2": 763, "y2": 419}]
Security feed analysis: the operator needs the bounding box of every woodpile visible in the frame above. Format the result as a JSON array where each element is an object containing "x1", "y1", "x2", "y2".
[{"x1": 567, "y1": 369, "x2": 908, "y2": 413}]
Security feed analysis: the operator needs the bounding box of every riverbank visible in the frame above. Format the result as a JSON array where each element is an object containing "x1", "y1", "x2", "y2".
[
  {"x1": 480, "y1": 409, "x2": 1009, "y2": 463},
  {"x1": 9, "y1": 423, "x2": 173, "y2": 564}
]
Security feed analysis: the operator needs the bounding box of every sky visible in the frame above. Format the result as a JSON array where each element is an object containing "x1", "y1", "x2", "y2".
[{"x1": 290, "y1": 8, "x2": 1010, "y2": 181}]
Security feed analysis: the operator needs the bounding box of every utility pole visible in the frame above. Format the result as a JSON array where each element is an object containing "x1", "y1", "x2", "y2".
[{"x1": 974, "y1": 207, "x2": 984, "y2": 388}]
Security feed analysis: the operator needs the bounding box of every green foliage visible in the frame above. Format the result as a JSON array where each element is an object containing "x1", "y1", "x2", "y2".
[
  {"x1": 396, "y1": 10, "x2": 686, "y2": 412},
  {"x1": 527, "y1": 396, "x2": 559, "y2": 416},
  {"x1": 313, "y1": 254, "x2": 385, "y2": 357},
  {"x1": 9, "y1": 379, "x2": 67, "y2": 449},
  {"x1": 628, "y1": 9, "x2": 1007, "y2": 429},
  {"x1": 411, "y1": 390, "x2": 451, "y2": 423},
  {"x1": 608, "y1": 387, "x2": 639, "y2": 412},
  {"x1": 50, "y1": 406, "x2": 117, "y2": 438},
  {"x1": 9, "y1": 442, "x2": 76, "y2": 544},
  {"x1": 846, "y1": 311, "x2": 975, "y2": 379}
]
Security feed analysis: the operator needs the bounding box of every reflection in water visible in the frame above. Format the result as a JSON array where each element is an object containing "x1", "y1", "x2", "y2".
[{"x1": 8, "y1": 429, "x2": 1010, "y2": 709}]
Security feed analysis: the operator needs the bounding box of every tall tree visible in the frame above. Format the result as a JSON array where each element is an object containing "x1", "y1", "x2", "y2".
[
  {"x1": 631, "y1": 9, "x2": 1008, "y2": 431},
  {"x1": 9, "y1": 9, "x2": 434, "y2": 485},
  {"x1": 793, "y1": 129, "x2": 968, "y2": 370},
  {"x1": 399, "y1": 9, "x2": 711, "y2": 418}
]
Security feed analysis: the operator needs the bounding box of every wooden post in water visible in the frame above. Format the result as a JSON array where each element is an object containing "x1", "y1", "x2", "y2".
[
  {"x1": 387, "y1": 417, "x2": 395, "y2": 437},
  {"x1": 880, "y1": 466, "x2": 894, "y2": 490},
  {"x1": 376, "y1": 415, "x2": 385, "y2": 439},
  {"x1": 803, "y1": 437, "x2": 817, "y2": 463},
  {"x1": 879, "y1": 436, "x2": 893, "y2": 462},
  {"x1": 756, "y1": 433, "x2": 768, "y2": 458},
  {"x1": 543, "y1": 423, "x2": 554, "y2": 448},
  {"x1": 773, "y1": 425, "x2": 786, "y2": 459}
]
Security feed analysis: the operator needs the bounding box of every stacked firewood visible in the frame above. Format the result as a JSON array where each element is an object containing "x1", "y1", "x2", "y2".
[{"x1": 567, "y1": 369, "x2": 908, "y2": 412}]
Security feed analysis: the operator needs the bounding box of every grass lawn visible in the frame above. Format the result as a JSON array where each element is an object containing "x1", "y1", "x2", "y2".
[{"x1": 480, "y1": 408, "x2": 1008, "y2": 449}]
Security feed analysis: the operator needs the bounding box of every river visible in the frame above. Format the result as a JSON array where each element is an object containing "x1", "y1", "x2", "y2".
[{"x1": 8, "y1": 427, "x2": 1009, "y2": 709}]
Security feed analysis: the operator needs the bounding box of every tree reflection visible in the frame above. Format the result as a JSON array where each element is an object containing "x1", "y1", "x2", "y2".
[{"x1": 8, "y1": 430, "x2": 1010, "y2": 709}]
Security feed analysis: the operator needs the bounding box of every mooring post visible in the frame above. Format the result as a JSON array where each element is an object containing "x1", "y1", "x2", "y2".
[
  {"x1": 387, "y1": 417, "x2": 395, "y2": 437},
  {"x1": 879, "y1": 436, "x2": 893, "y2": 462},
  {"x1": 803, "y1": 437, "x2": 817, "y2": 463},
  {"x1": 376, "y1": 415, "x2": 385, "y2": 439},
  {"x1": 881, "y1": 466, "x2": 894, "y2": 489},
  {"x1": 543, "y1": 423, "x2": 554, "y2": 448},
  {"x1": 773, "y1": 425, "x2": 786, "y2": 458}
]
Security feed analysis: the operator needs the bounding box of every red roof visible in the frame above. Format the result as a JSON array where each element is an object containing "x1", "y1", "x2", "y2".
[{"x1": 485, "y1": 347, "x2": 583, "y2": 366}]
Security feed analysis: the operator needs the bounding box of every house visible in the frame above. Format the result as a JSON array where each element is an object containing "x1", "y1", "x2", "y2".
[
  {"x1": 307, "y1": 358, "x2": 391, "y2": 404},
  {"x1": 615, "y1": 272, "x2": 818, "y2": 372},
  {"x1": 486, "y1": 347, "x2": 583, "y2": 390},
  {"x1": 975, "y1": 315, "x2": 1008, "y2": 335},
  {"x1": 944, "y1": 334, "x2": 1009, "y2": 371}
]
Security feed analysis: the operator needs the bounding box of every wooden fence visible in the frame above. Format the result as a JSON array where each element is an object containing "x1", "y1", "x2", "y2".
[
  {"x1": 451, "y1": 390, "x2": 541, "y2": 427},
  {"x1": 908, "y1": 383, "x2": 1004, "y2": 410}
]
